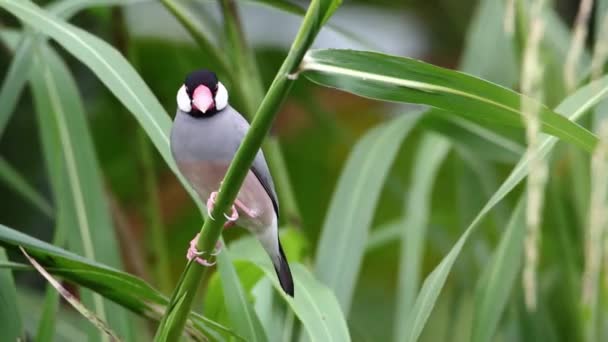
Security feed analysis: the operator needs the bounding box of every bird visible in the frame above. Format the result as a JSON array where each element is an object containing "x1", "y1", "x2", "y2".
[{"x1": 170, "y1": 69, "x2": 294, "y2": 297}]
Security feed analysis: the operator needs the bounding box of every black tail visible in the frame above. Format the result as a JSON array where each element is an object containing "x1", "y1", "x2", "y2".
[{"x1": 274, "y1": 242, "x2": 294, "y2": 297}]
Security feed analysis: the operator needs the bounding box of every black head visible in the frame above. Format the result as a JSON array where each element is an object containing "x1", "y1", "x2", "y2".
[{"x1": 177, "y1": 70, "x2": 228, "y2": 117}]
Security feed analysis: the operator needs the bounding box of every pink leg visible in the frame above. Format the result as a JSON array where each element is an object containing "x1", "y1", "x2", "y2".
[
  {"x1": 234, "y1": 199, "x2": 258, "y2": 218},
  {"x1": 186, "y1": 233, "x2": 223, "y2": 266},
  {"x1": 207, "y1": 191, "x2": 239, "y2": 228}
]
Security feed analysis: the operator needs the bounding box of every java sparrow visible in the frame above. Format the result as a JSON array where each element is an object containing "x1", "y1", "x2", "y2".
[{"x1": 170, "y1": 70, "x2": 294, "y2": 297}]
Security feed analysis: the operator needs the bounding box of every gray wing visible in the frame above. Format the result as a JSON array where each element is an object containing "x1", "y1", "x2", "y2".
[
  {"x1": 229, "y1": 107, "x2": 280, "y2": 218},
  {"x1": 251, "y1": 151, "x2": 279, "y2": 218}
]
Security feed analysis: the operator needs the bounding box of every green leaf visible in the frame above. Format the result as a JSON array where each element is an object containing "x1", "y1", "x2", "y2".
[
  {"x1": 0, "y1": 157, "x2": 53, "y2": 218},
  {"x1": 314, "y1": 112, "x2": 421, "y2": 313},
  {"x1": 0, "y1": 249, "x2": 22, "y2": 341},
  {"x1": 216, "y1": 248, "x2": 268, "y2": 342},
  {"x1": 0, "y1": 33, "x2": 33, "y2": 140},
  {"x1": 30, "y1": 44, "x2": 134, "y2": 340},
  {"x1": 459, "y1": 0, "x2": 517, "y2": 86},
  {"x1": 0, "y1": 0, "x2": 150, "y2": 141},
  {"x1": 0, "y1": 223, "x2": 237, "y2": 341},
  {"x1": 471, "y1": 201, "x2": 525, "y2": 342},
  {"x1": 253, "y1": 278, "x2": 294, "y2": 342},
  {"x1": 230, "y1": 237, "x2": 351, "y2": 342},
  {"x1": 301, "y1": 49, "x2": 598, "y2": 152},
  {"x1": 421, "y1": 110, "x2": 524, "y2": 164},
  {"x1": 0, "y1": 0, "x2": 203, "y2": 211},
  {"x1": 394, "y1": 134, "x2": 450, "y2": 341},
  {"x1": 401, "y1": 72, "x2": 608, "y2": 342},
  {"x1": 21, "y1": 247, "x2": 121, "y2": 340}
]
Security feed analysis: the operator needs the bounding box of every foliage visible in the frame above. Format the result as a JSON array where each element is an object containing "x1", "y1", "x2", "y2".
[{"x1": 0, "y1": 0, "x2": 606, "y2": 341}]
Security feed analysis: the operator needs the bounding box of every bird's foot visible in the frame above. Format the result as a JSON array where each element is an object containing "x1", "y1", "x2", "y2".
[
  {"x1": 235, "y1": 199, "x2": 259, "y2": 218},
  {"x1": 186, "y1": 233, "x2": 223, "y2": 266},
  {"x1": 207, "y1": 191, "x2": 239, "y2": 228}
]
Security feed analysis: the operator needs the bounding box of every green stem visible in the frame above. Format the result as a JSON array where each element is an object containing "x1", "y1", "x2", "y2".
[
  {"x1": 154, "y1": 1, "x2": 323, "y2": 340},
  {"x1": 219, "y1": 0, "x2": 302, "y2": 225}
]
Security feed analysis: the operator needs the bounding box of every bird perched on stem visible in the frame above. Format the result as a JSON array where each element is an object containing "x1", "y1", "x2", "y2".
[{"x1": 170, "y1": 70, "x2": 294, "y2": 297}]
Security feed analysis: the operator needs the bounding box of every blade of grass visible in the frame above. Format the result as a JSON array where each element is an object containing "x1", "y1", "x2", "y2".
[
  {"x1": 21, "y1": 247, "x2": 121, "y2": 341},
  {"x1": 0, "y1": 157, "x2": 53, "y2": 217},
  {"x1": 30, "y1": 44, "x2": 133, "y2": 341},
  {"x1": 471, "y1": 201, "x2": 525, "y2": 342},
  {"x1": 253, "y1": 278, "x2": 294, "y2": 342},
  {"x1": 393, "y1": 134, "x2": 450, "y2": 341},
  {"x1": 402, "y1": 73, "x2": 608, "y2": 342},
  {"x1": 0, "y1": 223, "x2": 239, "y2": 341},
  {"x1": 314, "y1": 112, "x2": 421, "y2": 313},
  {"x1": 0, "y1": 0, "x2": 149, "y2": 141},
  {"x1": 300, "y1": 49, "x2": 598, "y2": 152},
  {"x1": 0, "y1": 249, "x2": 22, "y2": 341},
  {"x1": 229, "y1": 236, "x2": 351, "y2": 342},
  {"x1": 154, "y1": 0, "x2": 341, "y2": 339},
  {"x1": 216, "y1": 248, "x2": 267, "y2": 342}
]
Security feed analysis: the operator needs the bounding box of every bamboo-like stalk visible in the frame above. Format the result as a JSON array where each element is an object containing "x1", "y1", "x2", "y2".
[
  {"x1": 219, "y1": 0, "x2": 302, "y2": 225},
  {"x1": 153, "y1": 1, "x2": 325, "y2": 340}
]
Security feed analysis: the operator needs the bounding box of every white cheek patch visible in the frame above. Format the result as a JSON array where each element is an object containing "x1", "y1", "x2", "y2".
[
  {"x1": 215, "y1": 82, "x2": 228, "y2": 111},
  {"x1": 177, "y1": 85, "x2": 191, "y2": 112}
]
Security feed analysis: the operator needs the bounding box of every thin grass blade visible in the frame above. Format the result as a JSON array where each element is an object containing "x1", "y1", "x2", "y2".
[
  {"x1": 230, "y1": 237, "x2": 351, "y2": 342},
  {"x1": 0, "y1": 157, "x2": 53, "y2": 217},
  {"x1": 471, "y1": 201, "x2": 525, "y2": 342},
  {"x1": 0, "y1": 223, "x2": 237, "y2": 340},
  {"x1": 21, "y1": 247, "x2": 121, "y2": 341},
  {"x1": 402, "y1": 73, "x2": 608, "y2": 342},
  {"x1": 216, "y1": 248, "x2": 268, "y2": 342},
  {"x1": 301, "y1": 49, "x2": 598, "y2": 152},
  {"x1": 314, "y1": 112, "x2": 421, "y2": 313},
  {"x1": 393, "y1": 134, "x2": 450, "y2": 341},
  {"x1": 30, "y1": 44, "x2": 133, "y2": 340},
  {"x1": 0, "y1": 249, "x2": 22, "y2": 341}
]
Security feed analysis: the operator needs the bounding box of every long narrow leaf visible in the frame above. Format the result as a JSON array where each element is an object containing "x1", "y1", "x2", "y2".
[
  {"x1": 0, "y1": 249, "x2": 22, "y2": 341},
  {"x1": 230, "y1": 237, "x2": 351, "y2": 342},
  {"x1": 0, "y1": 223, "x2": 238, "y2": 340},
  {"x1": 216, "y1": 249, "x2": 267, "y2": 342},
  {"x1": 314, "y1": 112, "x2": 421, "y2": 313},
  {"x1": 301, "y1": 49, "x2": 598, "y2": 152},
  {"x1": 401, "y1": 69, "x2": 608, "y2": 342},
  {"x1": 30, "y1": 44, "x2": 134, "y2": 340},
  {"x1": 0, "y1": 157, "x2": 53, "y2": 217},
  {"x1": 21, "y1": 247, "x2": 121, "y2": 341},
  {"x1": 471, "y1": 201, "x2": 525, "y2": 342},
  {"x1": 0, "y1": 0, "x2": 149, "y2": 141},
  {"x1": 394, "y1": 134, "x2": 450, "y2": 341}
]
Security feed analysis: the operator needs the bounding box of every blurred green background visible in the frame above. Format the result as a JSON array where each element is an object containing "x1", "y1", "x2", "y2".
[{"x1": 0, "y1": 0, "x2": 604, "y2": 341}]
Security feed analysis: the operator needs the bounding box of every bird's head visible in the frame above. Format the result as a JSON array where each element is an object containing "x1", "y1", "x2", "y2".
[{"x1": 176, "y1": 70, "x2": 228, "y2": 116}]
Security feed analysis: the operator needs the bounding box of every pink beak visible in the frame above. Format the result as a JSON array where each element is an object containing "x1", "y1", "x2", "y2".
[{"x1": 192, "y1": 85, "x2": 214, "y2": 113}]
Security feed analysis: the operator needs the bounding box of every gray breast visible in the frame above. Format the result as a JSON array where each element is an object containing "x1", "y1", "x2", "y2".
[{"x1": 170, "y1": 107, "x2": 278, "y2": 229}]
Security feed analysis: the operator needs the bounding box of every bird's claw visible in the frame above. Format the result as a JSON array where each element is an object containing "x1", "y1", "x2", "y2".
[
  {"x1": 207, "y1": 191, "x2": 239, "y2": 227},
  {"x1": 187, "y1": 233, "x2": 223, "y2": 266}
]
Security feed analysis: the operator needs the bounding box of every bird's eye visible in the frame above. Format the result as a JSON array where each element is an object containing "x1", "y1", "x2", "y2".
[
  {"x1": 177, "y1": 85, "x2": 192, "y2": 112},
  {"x1": 215, "y1": 82, "x2": 228, "y2": 111}
]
